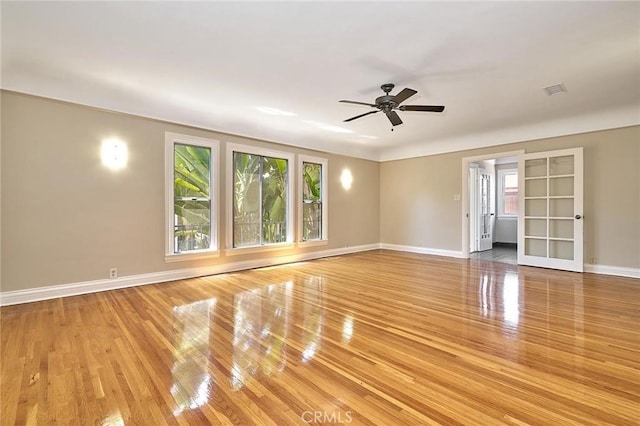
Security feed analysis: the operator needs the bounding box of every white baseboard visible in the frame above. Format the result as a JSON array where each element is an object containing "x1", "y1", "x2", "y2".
[
  {"x1": 381, "y1": 244, "x2": 639, "y2": 279},
  {"x1": 584, "y1": 263, "x2": 640, "y2": 279},
  {"x1": 380, "y1": 243, "x2": 465, "y2": 259},
  {"x1": 0, "y1": 243, "x2": 380, "y2": 306},
  {"x1": 3, "y1": 244, "x2": 637, "y2": 306}
]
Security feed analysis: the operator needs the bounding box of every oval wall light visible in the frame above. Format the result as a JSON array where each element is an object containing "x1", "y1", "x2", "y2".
[{"x1": 341, "y1": 169, "x2": 353, "y2": 190}]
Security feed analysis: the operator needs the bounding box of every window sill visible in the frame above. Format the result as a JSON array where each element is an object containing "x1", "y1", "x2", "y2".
[
  {"x1": 165, "y1": 250, "x2": 220, "y2": 263},
  {"x1": 225, "y1": 242, "x2": 295, "y2": 256},
  {"x1": 297, "y1": 239, "x2": 329, "y2": 248}
]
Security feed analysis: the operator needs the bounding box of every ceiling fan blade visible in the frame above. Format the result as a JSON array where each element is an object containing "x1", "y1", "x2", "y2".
[
  {"x1": 344, "y1": 110, "x2": 380, "y2": 122},
  {"x1": 393, "y1": 88, "x2": 417, "y2": 104},
  {"x1": 386, "y1": 111, "x2": 403, "y2": 126},
  {"x1": 339, "y1": 100, "x2": 377, "y2": 107},
  {"x1": 399, "y1": 105, "x2": 445, "y2": 112}
]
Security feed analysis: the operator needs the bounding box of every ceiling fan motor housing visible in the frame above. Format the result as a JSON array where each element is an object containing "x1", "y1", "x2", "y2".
[{"x1": 376, "y1": 95, "x2": 397, "y2": 112}]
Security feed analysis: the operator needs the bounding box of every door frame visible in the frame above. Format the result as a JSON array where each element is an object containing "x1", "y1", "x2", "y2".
[{"x1": 461, "y1": 150, "x2": 524, "y2": 259}]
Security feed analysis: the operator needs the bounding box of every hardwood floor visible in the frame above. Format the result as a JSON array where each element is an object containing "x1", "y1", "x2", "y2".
[{"x1": 1, "y1": 250, "x2": 639, "y2": 425}]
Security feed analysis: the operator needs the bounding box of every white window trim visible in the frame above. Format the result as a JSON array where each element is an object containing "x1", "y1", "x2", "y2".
[
  {"x1": 298, "y1": 154, "x2": 328, "y2": 247},
  {"x1": 225, "y1": 142, "x2": 295, "y2": 254},
  {"x1": 165, "y1": 132, "x2": 220, "y2": 262},
  {"x1": 497, "y1": 168, "x2": 518, "y2": 218}
]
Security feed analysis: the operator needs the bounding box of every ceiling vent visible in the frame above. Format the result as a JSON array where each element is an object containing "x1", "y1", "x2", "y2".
[{"x1": 543, "y1": 83, "x2": 567, "y2": 96}]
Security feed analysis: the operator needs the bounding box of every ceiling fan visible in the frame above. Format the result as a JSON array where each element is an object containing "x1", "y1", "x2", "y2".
[{"x1": 340, "y1": 83, "x2": 445, "y2": 126}]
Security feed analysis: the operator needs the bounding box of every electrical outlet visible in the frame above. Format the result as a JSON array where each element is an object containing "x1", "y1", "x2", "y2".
[{"x1": 109, "y1": 268, "x2": 118, "y2": 279}]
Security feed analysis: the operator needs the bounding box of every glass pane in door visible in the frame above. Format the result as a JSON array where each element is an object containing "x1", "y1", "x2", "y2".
[
  {"x1": 550, "y1": 240, "x2": 574, "y2": 260},
  {"x1": 549, "y1": 176, "x2": 574, "y2": 196},
  {"x1": 525, "y1": 238, "x2": 546, "y2": 257},
  {"x1": 525, "y1": 158, "x2": 547, "y2": 178},
  {"x1": 525, "y1": 219, "x2": 546, "y2": 237},
  {"x1": 550, "y1": 219, "x2": 573, "y2": 239},
  {"x1": 549, "y1": 155, "x2": 574, "y2": 175},
  {"x1": 525, "y1": 199, "x2": 547, "y2": 216},
  {"x1": 525, "y1": 178, "x2": 547, "y2": 197},
  {"x1": 549, "y1": 199, "x2": 573, "y2": 218}
]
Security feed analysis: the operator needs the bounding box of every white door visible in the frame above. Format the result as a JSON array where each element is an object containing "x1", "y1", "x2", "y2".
[
  {"x1": 518, "y1": 147, "x2": 583, "y2": 272},
  {"x1": 478, "y1": 169, "x2": 493, "y2": 251},
  {"x1": 469, "y1": 167, "x2": 478, "y2": 252}
]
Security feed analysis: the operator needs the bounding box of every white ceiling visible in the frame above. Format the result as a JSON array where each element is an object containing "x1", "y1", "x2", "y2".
[{"x1": 2, "y1": 2, "x2": 639, "y2": 161}]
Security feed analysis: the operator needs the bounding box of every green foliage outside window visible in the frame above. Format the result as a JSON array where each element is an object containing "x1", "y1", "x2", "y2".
[
  {"x1": 233, "y1": 152, "x2": 288, "y2": 247},
  {"x1": 302, "y1": 162, "x2": 322, "y2": 241},
  {"x1": 174, "y1": 144, "x2": 211, "y2": 252}
]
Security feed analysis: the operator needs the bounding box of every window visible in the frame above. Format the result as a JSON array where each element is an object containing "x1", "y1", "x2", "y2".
[
  {"x1": 227, "y1": 143, "x2": 294, "y2": 250},
  {"x1": 299, "y1": 155, "x2": 328, "y2": 244},
  {"x1": 165, "y1": 133, "x2": 219, "y2": 261},
  {"x1": 498, "y1": 169, "x2": 518, "y2": 217}
]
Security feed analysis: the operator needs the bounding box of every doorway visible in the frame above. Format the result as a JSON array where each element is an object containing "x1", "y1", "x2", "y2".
[
  {"x1": 462, "y1": 150, "x2": 524, "y2": 265},
  {"x1": 462, "y1": 148, "x2": 584, "y2": 271}
]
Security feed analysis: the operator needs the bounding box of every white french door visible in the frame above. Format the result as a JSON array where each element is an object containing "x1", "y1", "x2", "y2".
[
  {"x1": 518, "y1": 147, "x2": 584, "y2": 272},
  {"x1": 478, "y1": 169, "x2": 493, "y2": 251}
]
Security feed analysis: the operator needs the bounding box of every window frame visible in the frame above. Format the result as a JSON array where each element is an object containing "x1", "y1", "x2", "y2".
[
  {"x1": 497, "y1": 168, "x2": 518, "y2": 218},
  {"x1": 298, "y1": 155, "x2": 328, "y2": 246},
  {"x1": 164, "y1": 132, "x2": 220, "y2": 262},
  {"x1": 226, "y1": 142, "x2": 295, "y2": 255}
]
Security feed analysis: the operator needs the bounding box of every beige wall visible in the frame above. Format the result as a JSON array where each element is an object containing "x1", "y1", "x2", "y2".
[
  {"x1": 1, "y1": 92, "x2": 380, "y2": 291},
  {"x1": 2, "y1": 91, "x2": 638, "y2": 294},
  {"x1": 381, "y1": 125, "x2": 640, "y2": 268}
]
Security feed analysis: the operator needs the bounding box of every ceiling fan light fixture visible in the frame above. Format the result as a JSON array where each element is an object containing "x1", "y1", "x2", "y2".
[{"x1": 543, "y1": 83, "x2": 567, "y2": 96}]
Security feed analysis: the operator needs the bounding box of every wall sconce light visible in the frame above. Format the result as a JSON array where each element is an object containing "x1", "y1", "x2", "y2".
[
  {"x1": 101, "y1": 138, "x2": 128, "y2": 170},
  {"x1": 341, "y1": 169, "x2": 353, "y2": 190}
]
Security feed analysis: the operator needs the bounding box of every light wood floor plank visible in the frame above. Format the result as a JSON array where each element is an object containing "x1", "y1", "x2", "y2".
[{"x1": 2, "y1": 250, "x2": 639, "y2": 425}]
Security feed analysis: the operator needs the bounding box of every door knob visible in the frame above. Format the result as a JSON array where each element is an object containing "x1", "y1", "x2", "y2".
[{"x1": 575, "y1": 214, "x2": 582, "y2": 219}]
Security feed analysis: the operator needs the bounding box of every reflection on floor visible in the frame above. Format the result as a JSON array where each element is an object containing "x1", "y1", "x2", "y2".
[
  {"x1": 3, "y1": 250, "x2": 639, "y2": 425},
  {"x1": 470, "y1": 243, "x2": 517, "y2": 265}
]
